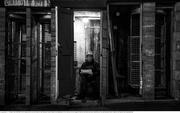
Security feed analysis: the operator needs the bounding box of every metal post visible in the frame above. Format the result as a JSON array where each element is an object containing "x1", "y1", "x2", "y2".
[{"x1": 26, "y1": 8, "x2": 31, "y2": 105}]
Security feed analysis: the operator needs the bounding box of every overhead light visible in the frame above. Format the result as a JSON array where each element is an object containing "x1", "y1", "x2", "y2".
[
  {"x1": 9, "y1": 14, "x2": 24, "y2": 19},
  {"x1": 116, "y1": 12, "x2": 120, "y2": 16},
  {"x1": 41, "y1": 15, "x2": 51, "y2": 19},
  {"x1": 82, "y1": 18, "x2": 89, "y2": 23}
]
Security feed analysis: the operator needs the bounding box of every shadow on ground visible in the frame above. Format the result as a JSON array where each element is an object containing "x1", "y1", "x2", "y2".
[{"x1": 0, "y1": 101, "x2": 180, "y2": 111}]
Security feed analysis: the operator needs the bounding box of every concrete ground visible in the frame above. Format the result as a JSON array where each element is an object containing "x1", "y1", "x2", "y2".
[{"x1": 0, "y1": 100, "x2": 180, "y2": 111}]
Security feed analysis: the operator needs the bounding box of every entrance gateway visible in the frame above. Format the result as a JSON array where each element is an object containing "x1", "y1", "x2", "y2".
[{"x1": 0, "y1": 0, "x2": 59, "y2": 105}]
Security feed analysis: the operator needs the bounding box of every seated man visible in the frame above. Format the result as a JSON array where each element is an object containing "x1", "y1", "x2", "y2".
[{"x1": 78, "y1": 52, "x2": 100, "y2": 102}]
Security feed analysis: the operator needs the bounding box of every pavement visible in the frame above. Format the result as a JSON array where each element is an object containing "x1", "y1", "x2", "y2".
[{"x1": 0, "y1": 100, "x2": 180, "y2": 111}]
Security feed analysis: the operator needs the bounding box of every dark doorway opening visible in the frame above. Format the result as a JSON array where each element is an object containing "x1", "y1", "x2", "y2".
[
  {"x1": 108, "y1": 4, "x2": 142, "y2": 100},
  {"x1": 154, "y1": 8, "x2": 172, "y2": 99}
]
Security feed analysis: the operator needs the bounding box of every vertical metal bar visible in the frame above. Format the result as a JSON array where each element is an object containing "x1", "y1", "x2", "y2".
[
  {"x1": 163, "y1": 17, "x2": 167, "y2": 88},
  {"x1": 12, "y1": 22, "x2": 18, "y2": 97},
  {"x1": 139, "y1": 3, "x2": 143, "y2": 95},
  {"x1": 50, "y1": 7, "x2": 57, "y2": 104},
  {"x1": 18, "y1": 25, "x2": 22, "y2": 94},
  {"x1": 170, "y1": 9, "x2": 174, "y2": 99},
  {"x1": 42, "y1": 25, "x2": 45, "y2": 93},
  {"x1": 55, "y1": 6, "x2": 59, "y2": 100},
  {"x1": 26, "y1": 8, "x2": 31, "y2": 105},
  {"x1": 100, "y1": 11, "x2": 104, "y2": 105},
  {"x1": 40, "y1": 24, "x2": 42, "y2": 93},
  {"x1": 129, "y1": 13, "x2": 132, "y2": 86},
  {"x1": 37, "y1": 22, "x2": 40, "y2": 103}
]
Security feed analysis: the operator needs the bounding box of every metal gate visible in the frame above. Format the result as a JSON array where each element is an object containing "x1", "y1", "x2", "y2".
[
  {"x1": 128, "y1": 9, "x2": 141, "y2": 88},
  {"x1": 5, "y1": 8, "x2": 56, "y2": 104}
]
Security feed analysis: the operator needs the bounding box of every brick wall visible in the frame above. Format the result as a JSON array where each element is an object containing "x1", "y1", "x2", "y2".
[{"x1": 142, "y1": 3, "x2": 155, "y2": 100}]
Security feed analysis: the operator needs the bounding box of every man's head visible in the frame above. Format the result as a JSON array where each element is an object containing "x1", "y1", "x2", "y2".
[{"x1": 86, "y1": 52, "x2": 93, "y2": 62}]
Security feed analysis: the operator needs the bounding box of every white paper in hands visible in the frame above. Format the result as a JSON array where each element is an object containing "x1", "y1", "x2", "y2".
[{"x1": 80, "y1": 69, "x2": 93, "y2": 75}]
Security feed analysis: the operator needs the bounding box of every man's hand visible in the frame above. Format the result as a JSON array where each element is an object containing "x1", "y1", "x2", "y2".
[{"x1": 88, "y1": 71, "x2": 93, "y2": 75}]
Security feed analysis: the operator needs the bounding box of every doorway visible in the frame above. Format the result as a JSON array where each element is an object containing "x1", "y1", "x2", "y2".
[
  {"x1": 73, "y1": 11, "x2": 101, "y2": 100},
  {"x1": 108, "y1": 4, "x2": 142, "y2": 100},
  {"x1": 108, "y1": 4, "x2": 173, "y2": 100}
]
